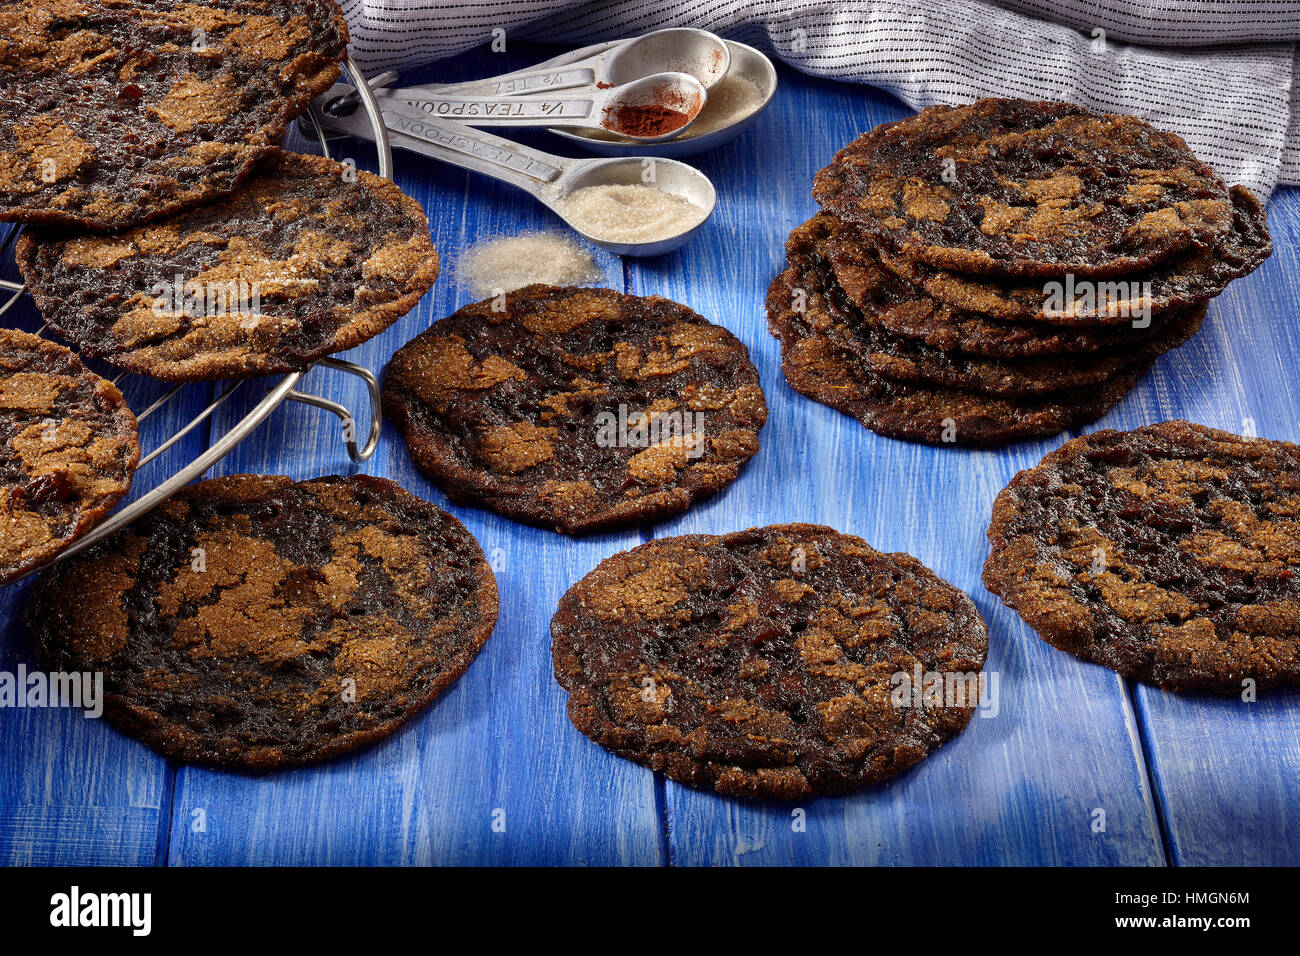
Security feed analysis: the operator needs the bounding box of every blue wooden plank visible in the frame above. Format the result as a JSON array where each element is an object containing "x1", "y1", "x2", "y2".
[
  {"x1": 165, "y1": 115, "x2": 664, "y2": 866},
  {"x1": 0, "y1": 251, "x2": 213, "y2": 866},
  {"x1": 632, "y1": 69, "x2": 1165, "y2": 865},
  {"x1": 1100, "y1": 185, "x2": 1300, "y2": 866},
  {"x1": 8, "y1": 39, "x2": 1299, "y2": 866}
]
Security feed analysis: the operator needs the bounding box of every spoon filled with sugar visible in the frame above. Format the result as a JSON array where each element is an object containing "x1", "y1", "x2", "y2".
[{"x1": 316, "y1": 91, "x2": 715, "y2": 256}]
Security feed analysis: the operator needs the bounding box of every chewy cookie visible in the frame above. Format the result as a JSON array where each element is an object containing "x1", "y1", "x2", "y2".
[
  {"x1": 869, "y1": 186, "x2": 1271, "y2": 325},
  {"x1": 984, "y1": 421, "x2": 1300, "y2": 692},
  {"x1": 0, "y1": 0, "x2": 348, "y2": 230},
  {"x1": 552, "y1": 524, "x2": 989, "y2": 799},
  {"x1": 383, "y1": 285, "x2": 768, "y2": 535},
  {"x1": 0, "y1": 328, "x2": 138, "y2": 585},
  {"x1": 813, "y1": 99, "x2": 1233, "y2": 278},
  {"x1": 793, "y1": 215, "x2": 1204, "y2": 397},
  {"x1": 767, "y1": 221, "x2": 1152, "y2": 446},
  {"x1": 17, "y1": 150, "x2": 439, "y2": 381},
  {"x1": 25, "y1": 474, "x2": 499, "y2": 769}
]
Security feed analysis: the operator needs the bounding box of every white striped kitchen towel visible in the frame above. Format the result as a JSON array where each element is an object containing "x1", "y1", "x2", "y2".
[{"x1": 338, "y1": 0, "x2": 1300, "y2": 198}]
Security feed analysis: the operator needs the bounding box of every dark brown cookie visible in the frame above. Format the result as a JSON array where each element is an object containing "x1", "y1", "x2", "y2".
[
  {"x1": 871, "y1": 186, "x2": 1272, "y2": 325},
  {"x1": 825, "y1": 215, "x2": 1203, "y2": 356},
  {"x1": 791, "y1": 215, "x2": 1204, "y2": 397},
  {"x1": 767, "y1": 229, "x2": 1151, "y2": 446},
  {"x1": 25, "y1": 474, "x2": 499, "y2": 769},
  {"x1": 984, "y1": 421, "x2": 1300, "y2": 693},
  {"x1": 813, "y1": 99, "x2": 1232, "y2": 279},
  {"x1": 0, "y1": 328, "x2": 138, "y2": 585},
  {"x1": 552, "y1": 524, "x2": 989, "y2": 799},
  {"x1": 17, "y1": 150, "x2": 439, "y2": 382},
  {"x1": 383, "y1": 285, "x2": 768, "y2": 535},
  {"x1": 0, "y1": 0, "x2": 348, "y2": 230}
]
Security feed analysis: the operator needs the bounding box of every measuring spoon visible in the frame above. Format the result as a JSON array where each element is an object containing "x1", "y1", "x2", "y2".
[
  {"x1": 333, "y1": 28, "x2": 731, "y2": 111},
  {"x1": 317, "y1": 96, "x2": 716, "y2": 256},
  {"x1": 390, "y1": 72, "x2": 706, "y2": 142}
]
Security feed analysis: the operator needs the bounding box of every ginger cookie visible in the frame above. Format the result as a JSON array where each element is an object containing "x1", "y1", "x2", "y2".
[
  {"x1": 0, "y1": 328, "x2": 138, "y2": 585},
  {"x1": 813, "y1": 99, "x2": 1233, "y2": 279},
  {"x1": 0, "y1": 0, "x2": 348, "y2": 230},
  {"x1": 382, "y1": 285, "x2": 768, "y2": 535},
  {"x1": 552, "y1": 524, "x2": 989, "y2": 799},
  {"x1": 984, "y1": 421, "x2": 1300, "y2": 693},
  {"x1": 17, "y1": 150, "x2": 439, "y2": 381},
  {"x1": 790, "y1": 215, "x2": 1204, "y2": 397},
  {"x1": 869, "y1": 186, "x2": 1272, "y2": 325},
  {"x1": 25, "y1": 474, "x2": 499, "y2": 769},
  {"x1": 767, "y1": 226, "x2": 1151, "y2": 446}
]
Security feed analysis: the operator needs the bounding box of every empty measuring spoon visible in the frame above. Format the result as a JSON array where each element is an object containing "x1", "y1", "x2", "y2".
[
  {"x1": 390, "y1": 72, "x2": 706, "y2": 142},
  {"x1": 410, "y1": 27, "x2": 730, "y2": 98},
  {"x1": 316, "y1": 96, "x2": 715, "y2": 257}
]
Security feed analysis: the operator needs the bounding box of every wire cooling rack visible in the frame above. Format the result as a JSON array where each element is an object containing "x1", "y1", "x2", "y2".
[{"x1": 1, "y1": 55, "x2": 394, "y2": 573}]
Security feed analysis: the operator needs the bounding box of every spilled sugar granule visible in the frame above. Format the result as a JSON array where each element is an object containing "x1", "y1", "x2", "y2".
[{"x1": 456, "y1": 232, "x2": 604, "y2": 298}]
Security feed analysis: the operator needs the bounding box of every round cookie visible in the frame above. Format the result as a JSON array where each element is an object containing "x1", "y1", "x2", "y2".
[
  {"x1": 25, "y1": 474, "x2": 499, "y2": 769},
  {"x1": 0, "y1": 0, "x2": 348, "y2": 230},
  {"x1": 984, "y1": 421, "x2": 1300, "y2": 692},
  {"x1": 871, "y1": 186, "x2": 1272, "y2": 325},
  {"x1": 17, "y1": 150, "x2": 439, "y2": 381},
  {"x1": 767, "y1": 235, "x2": 1152, "y2": 447},
  {"x1": 791, "y1": 215, "x2": 1204, "y2": 397},
  {"x1": 552, "y1": 524, "x2": 989, "y2": 799},
  {"x1": 0, "y1": 328, "x2": 139, "y2": 585},
  {"x1": 813, "y1": 99, "x2": 1233, "y2": 279},
  {"x1": 383, "y1": 285, "x2": 768, "y2": 535}
]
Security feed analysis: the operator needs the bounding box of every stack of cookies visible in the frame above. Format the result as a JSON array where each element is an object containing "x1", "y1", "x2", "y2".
[
  {"x1": 769, "y1": 98, "x2": 1273, "y2": 446},
  {"x1": 1, "y1": 0, "x2": 443, "y2": 578}
]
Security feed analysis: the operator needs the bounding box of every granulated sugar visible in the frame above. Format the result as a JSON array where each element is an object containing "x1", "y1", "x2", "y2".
[
  {"x1": 560, "y1": 185, "x2": 708, "y2": 244},
  {"x1": 678, "y1": 72, "x2": 764, "y2": 137},
  {"x1": 456, "y1": 232, "x2": 603, "y2": 298}
]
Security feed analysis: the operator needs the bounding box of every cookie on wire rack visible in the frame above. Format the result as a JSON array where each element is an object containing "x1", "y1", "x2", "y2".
[
  {"x1": 0, "y1": 327, "x2": 139, "y2": 585},
  {"x1": 17, "y1": 150, "x2": 439, "y2": 382},
  {"x1": 0, "y1": 0, "x2": 349, "y2": 230}
]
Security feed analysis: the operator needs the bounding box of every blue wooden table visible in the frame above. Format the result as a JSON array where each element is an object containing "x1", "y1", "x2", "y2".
[{"x1": 2, "y1": 45, "x2": 1297, "y2": 867}]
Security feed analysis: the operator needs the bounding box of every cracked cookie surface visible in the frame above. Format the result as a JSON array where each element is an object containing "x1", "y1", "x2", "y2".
[
  {"x1": 18, "y1": 150, "x2": 439, "y2": 381},
  {"x1": 984, "y1": 421, "x2": 1300, "y2": 692},
  {"x1": 0, "y1": 0, "x2": 348, "y2": 230},
  {"x1": 0, "y1": 328, "x2": 138, "y2": 584},
  {"x1": 552, "y1": 524, "x2": 988, "y2": 799},
  {"x1": 25, "y1": 474, "x2": 499, "y2": 769},
  {"x1": 813, "y1": 98, "x2": 1232, "y2": 279},
  {"x1": 383, "y1": 285, "x2": 768, "y2": 535},
  {"x1": 868, "y1": 186, "x2": 1271, "y2": 325}
]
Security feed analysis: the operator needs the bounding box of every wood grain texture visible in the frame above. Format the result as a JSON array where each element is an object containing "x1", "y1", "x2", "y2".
[
  {"x1": 1, "y1": 46, "x2": 1296, "y2": 866},
  {"x1": 164, "y1": 133, "x2": 663, "y2": 867},
  {"x1": 0, "y1": 240, "x2": 210, "y2": 865},
  {"x1": 634, "y1": 74, "x2": 1163, "y2": 866},
  {"x1": 1098, "y1": 186, "x2": 1300, "y2": 868}
]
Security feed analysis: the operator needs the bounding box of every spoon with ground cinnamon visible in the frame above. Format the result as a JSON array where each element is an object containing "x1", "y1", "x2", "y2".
[{"x1": 392, "y1": 72, "x2": 707, "y2": 142}]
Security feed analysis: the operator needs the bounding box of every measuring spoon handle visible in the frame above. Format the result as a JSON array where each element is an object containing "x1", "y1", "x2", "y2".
[
  {"x1": 377, "y1": 102, "x2": 575, "y2": 200},
  {"x1": 393, "y1": 91, "x2": 603, "y2": 124}
]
